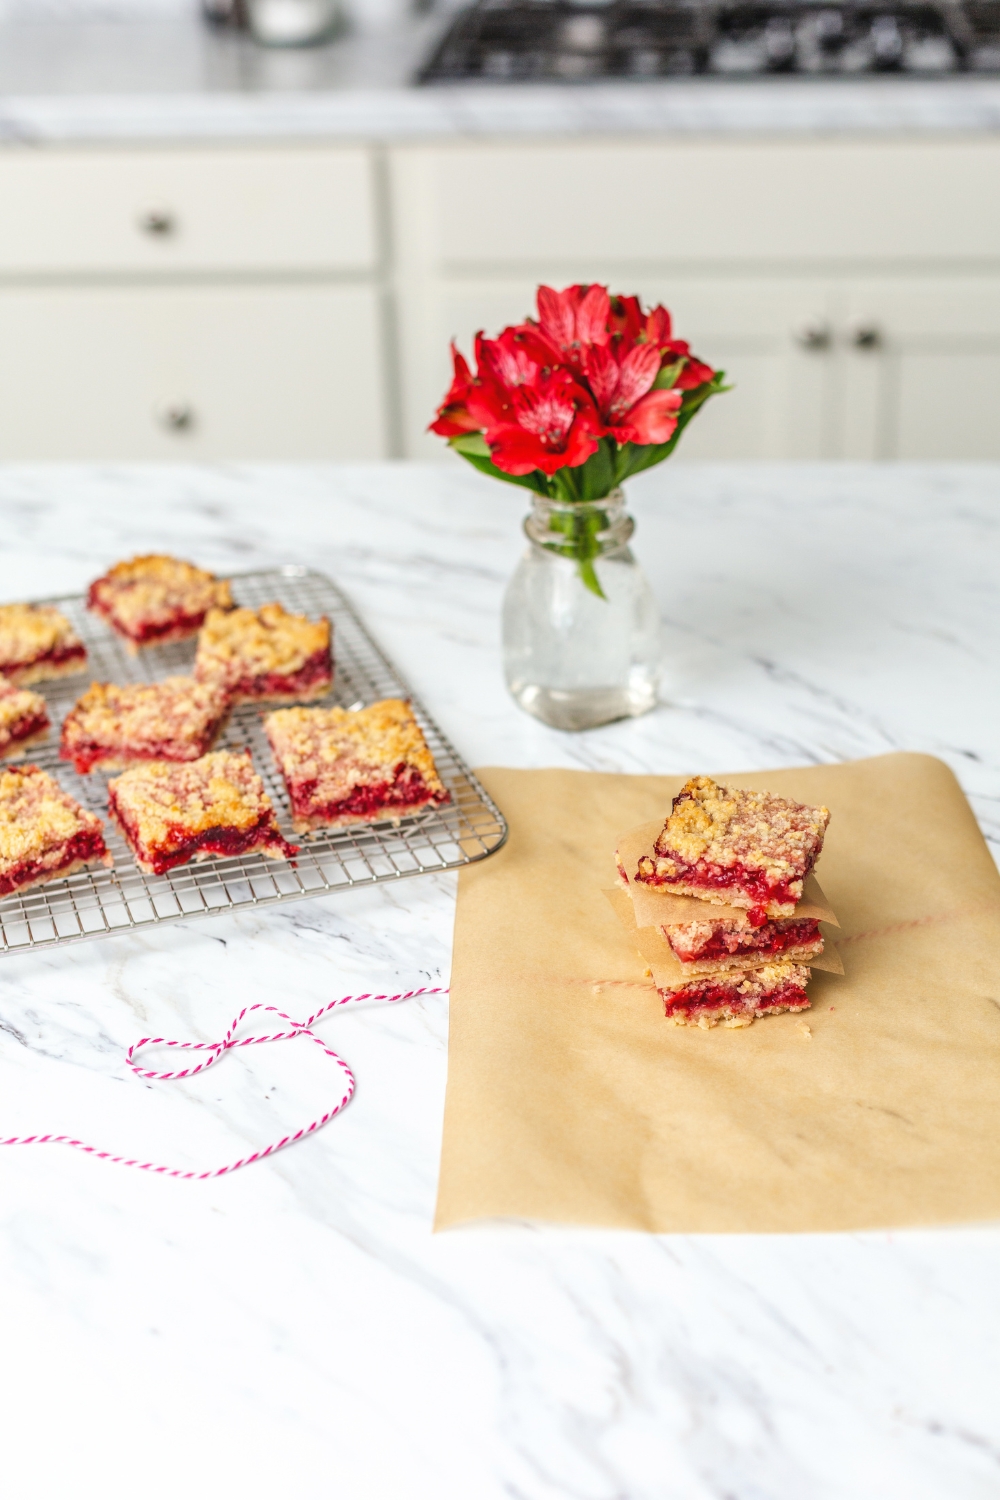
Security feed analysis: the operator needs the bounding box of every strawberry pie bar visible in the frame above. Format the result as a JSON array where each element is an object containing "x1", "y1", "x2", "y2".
[
  {"x1": 658, "y1": 960, "x2": 812, "y2": 1029},
  {"x1": 0, "y1": 676, "x2": 50, "y2": 759},
  {"x1": 60, "y1": 676, "x2": 231, "y2": 774},
  {"x1": 264, "y1": 698, "x2": 449, "y2": 832},
  {"x1": 195, "y1": 603, "x2": 332, "y2": 703},
  {"x1": 0, "y1": 603, "x2": 87, "y2": 685},
  {"x1": 662, "y1": 914, "x2": 824, "y2": 975},
  {"x1": 0, "y1": 765, "x2": 112, "y2": 898},
  {"x1": 107, "y1": 750, "x2": 296, "y2": 876},
  {"x1": 87, "y1": 555, "x2": 232, "y2": 650},
  {"x1": 636, "y1": 775, "x2": 830, "y2": 920}
]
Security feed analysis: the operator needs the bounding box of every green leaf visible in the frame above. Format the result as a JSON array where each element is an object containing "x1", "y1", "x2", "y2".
[
  {"x1": 449, "y1": 435, "x2": 551, "y2": 496},
  {"x1": 577, "y1": 556, "x2": 606, "y2": 599}
]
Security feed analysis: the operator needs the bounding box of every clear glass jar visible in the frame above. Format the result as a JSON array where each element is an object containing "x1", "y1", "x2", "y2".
[{"x1": 502, "y1": 488, "x2": 661, "y2": 731}]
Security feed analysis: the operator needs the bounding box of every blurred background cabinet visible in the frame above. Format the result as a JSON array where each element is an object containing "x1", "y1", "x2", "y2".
[
  {"x1": 0, "y1": 135, "x2": 998, "y2": 461},
  {"x1": 390, "y1": 137, "x2": 1000, "y2": 463}
]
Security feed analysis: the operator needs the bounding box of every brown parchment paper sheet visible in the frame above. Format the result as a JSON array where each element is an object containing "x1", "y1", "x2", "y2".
[{"x1": 436, "y1": 753, "x2": 1000, "y2": 1233}]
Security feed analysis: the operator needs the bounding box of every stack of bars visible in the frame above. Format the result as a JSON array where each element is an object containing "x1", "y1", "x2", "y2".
[{"x1": 609, "y1": 775, "x2": 842, "y2": 1028}]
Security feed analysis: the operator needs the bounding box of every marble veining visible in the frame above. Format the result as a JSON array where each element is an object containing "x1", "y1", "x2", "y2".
[{"x1": 0, "y1": 460, "x2": 998, "y2": 1500}]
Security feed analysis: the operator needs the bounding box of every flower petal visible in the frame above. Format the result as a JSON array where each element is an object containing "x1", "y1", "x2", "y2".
[{"x1": 611, "y1": 388, "x2": 682, "y2": 445}]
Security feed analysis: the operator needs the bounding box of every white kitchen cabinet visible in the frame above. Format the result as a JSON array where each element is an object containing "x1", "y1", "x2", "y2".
[
  {"x1": 841, "y1": 278, "x2": 1000, "y2": 460},
  {"x1": 0, "y1": 146, "x2": 377, "y2": 275},
  {"x1": 0, "y1": 283, "x2": 387, "y2": 460},
  {"x1": 390, "y1": 139, "x2": 1000, "y2": 463}
]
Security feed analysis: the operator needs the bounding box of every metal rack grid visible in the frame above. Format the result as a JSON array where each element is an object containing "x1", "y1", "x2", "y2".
[{"x1": 0, "y1": 567, "x2": 507, "y2": 957}]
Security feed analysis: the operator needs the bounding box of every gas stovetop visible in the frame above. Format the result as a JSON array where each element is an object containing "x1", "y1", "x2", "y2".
[{"x1": 418, "y1": 0, "x2": 1000, "y2": 81}]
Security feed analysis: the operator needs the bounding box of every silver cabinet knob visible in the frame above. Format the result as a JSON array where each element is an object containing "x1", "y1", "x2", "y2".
[
  {"x1": 850, "y1": 322, "x2": 884, "y2": 350},
  {"x1": 138, "y1": 209, "x2": 177, "y2": 237},
  {"x1": 154, "y1": 402, "x2": 195, "y2": 432},
  {"x1": 794, "y1": 319, "x2": 833, "y2": 351}
]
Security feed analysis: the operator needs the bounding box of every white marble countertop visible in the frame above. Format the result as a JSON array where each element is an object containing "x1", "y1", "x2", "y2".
[
  {"x1": 1, "y1": 13, "x2": 999, "y2": 142},
  {"x1": 1, "y1": 459, "x2": 999, "y2": 1500}
]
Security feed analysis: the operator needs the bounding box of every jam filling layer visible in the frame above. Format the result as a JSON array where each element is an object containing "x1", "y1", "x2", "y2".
[
  {"x1": 290, "y1": 764, "x2": 449, "y2": 823},
  {"x1": 63, "y1": 730, "x2": 221, "y2": 775},
  {"x1": 231, "y1": 649, "x2": 333, "y2": 700},
  {"x1": 669, "y1": 917, "x2": 821, "y2": 965},
  {"x1": 4, "y1": 643, "x2": 87, "y2": 677},
  {"x1": 0, "y1": 828, "x2": 108, "y2": 898},
  {"x1": 109, "y1": 796, "x2": 296, "y2": 875},
  {"x1": 88, "y1": 591, "x2": 210, "y2": 645},
  {"x1": 3, "y1": 710, "x2": 51, "y2": 749},
  {"x1": 642, "y1": 855, "x2": 805, "y2": 919},
  {"x1": 663, "y1": 980, "x2": 810, "y2": 1020}
]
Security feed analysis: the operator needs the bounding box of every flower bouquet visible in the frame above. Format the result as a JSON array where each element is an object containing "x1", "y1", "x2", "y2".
[{"x1": 431, "y1": 283, "x2": 726, "y2": 597}]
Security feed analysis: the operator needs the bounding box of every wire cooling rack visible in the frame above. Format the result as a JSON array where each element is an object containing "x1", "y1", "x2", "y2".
[{"x1": 0, "y1": 567, "x2": 507, "y2": 957}]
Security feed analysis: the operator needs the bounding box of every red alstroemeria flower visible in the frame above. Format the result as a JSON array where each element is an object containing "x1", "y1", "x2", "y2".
[
  {"x1": 609, "y1": 297, "x2": 717, "y2": 391},
  {"x1": 535, "y1": 283, "x2": 612, "y2": 368},
  {"x1": 659, "y1": 338, "x2": 717, "y2": 391},
  {"x1": 470, "y1": 364, "x2": 600, "y2": 477},
  {"x1": 585, "y1": 340, "x2": 683, "y2": 446},
  {"x1": 429, "y1": 343, "x2": 481, "y2": 437}
]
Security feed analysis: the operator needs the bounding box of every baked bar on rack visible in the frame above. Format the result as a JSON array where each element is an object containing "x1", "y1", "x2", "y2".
[
  {"x1": 194, "y1": 603, "x2": 332, "y2": 703},
  {"x1": 662, "y1": 914, "x2": 824, "y2": 974},
  {"x1": 658, "y1": 960, "x2": 812, "y2": 1029},
  {"x1": 264, "y1": 698, "x2": 450, "y2": 832},
  {"x1": 60, "y1": 676, "x2": 231, "y2": 774},
  {"x1": 0, "y1": 764, "x2": 112, "y2": 898},
  {"x1": 107, "y1": 750, "x2": 296, "y2": 876},
  {"x1": 636, "y1": 775, "x2": 830, "y2": 920},
  {"x1": 0, "y1": 603, "x2": 87, "y2": 685},
  {"x1": 0, "y1": 676, "x2": 50, "y2": 759},
  {"x1": 87, "y1": 555, "x2": 232, "y2": 650}
]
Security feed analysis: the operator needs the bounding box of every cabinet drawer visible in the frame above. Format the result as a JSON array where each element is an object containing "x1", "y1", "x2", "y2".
[
  {"x1": 0, "y1": 284, "x2": 387, "y2": 460},
  {"x1": 401, "y1": 140, "x2": 1000, "y2": 268},
  {"x1": 0, "y1": 147, "x2": 377, "y2": 275}
]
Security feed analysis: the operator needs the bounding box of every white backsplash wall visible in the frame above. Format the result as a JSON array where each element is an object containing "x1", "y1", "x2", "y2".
[{"x1": 0, "y1": 0, "x2": 422, "y2": 36}]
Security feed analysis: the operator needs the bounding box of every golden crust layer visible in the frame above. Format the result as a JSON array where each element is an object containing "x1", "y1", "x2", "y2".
[
  {"x1": 88, "y1": 555, "x2": 232, "y2": 642},
  {"x1": 0, "y1": 604, "x2": 86, "y2": 683},
  {"x1": 0, "y1": 675, "x2": 49, "y2": 757},
  {"x1": 195, "y1": 603, "x2": 331, "y2": 693},
  {"x1": 107, "y1": 750, "x2": 279, "y2": 850},
  {"x1": 61, "y1": 676, "x2": 230, "y2": 768},
  {"x1": 265, "y1": 699, "x2": 446, "y2": 799},
  {"x1": 0, "y1": 764, "x2": 108, "y2": 868}
]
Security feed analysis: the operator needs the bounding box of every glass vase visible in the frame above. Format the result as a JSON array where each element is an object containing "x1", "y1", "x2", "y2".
[{"x1": 501, "y1": 488, "x2": 661, "y2": 731}]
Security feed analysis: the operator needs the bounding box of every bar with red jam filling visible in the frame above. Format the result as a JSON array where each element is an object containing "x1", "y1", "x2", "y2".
[
  {"x1": 662, "y1": 914, "x2": 824, "y2": 974},
  {"x1": 0, "y1": 675, "x2": 50, "y2": 759},
  {"x1": 0, "y1": 764, "x2": 112, "y2": 898},
  {"x1": 87, "y1": 555, "x2": 232, "y2": 651},
  {"x1": 658, "y1": 960, "x2": 811, "y2": 1029},
  {"x1": 636, "y1": 775, "x2": 830, "y2": 920},
  {"x1": 60, "y1": 676, "x2": 231, "y2": 774},
  {"x1": 107, "y1": 750, "x2": 296, "y2": 876},
  {"x1": 264, "y1": 698, "x2": 450, "y2": 833},
  {"x1": 195, "y1": 602, "x2": 332, "y2": 703},
  {"x1": 0, "y1": 603, "x2": 87, "y2": 686}
]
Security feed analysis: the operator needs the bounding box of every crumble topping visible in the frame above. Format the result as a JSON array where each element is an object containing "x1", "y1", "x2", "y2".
[
  {"x1": 0, "y1": 675, "x2": 49, "y2": 754},
  {"x1": 107, "y1": 750, "x2": 277, "y2": 848},
  {"x1": 638, "y1": 775, "x2": 830, "y2": 904},
  {"x1": 60, "y1": 676, "x2": 230, "y2": 769},
  {"x1": 195, "y1": 603, "x2": 331, "y2": 686},
  {"x1": 0, "y1": 764, "x2": 106, "y2": 865},
  {"x1": 87, "y1": 555, "x2": 232, "y2": 641},
  {"x1": 665, "y1": 915, "x2": 823, "y2": 964},
  {"x1": 265, "y1": 699, "x2": 446, "y2": 793},
  {"x1": 0, "y1": 603, "x2": 86, "y2": 681}
]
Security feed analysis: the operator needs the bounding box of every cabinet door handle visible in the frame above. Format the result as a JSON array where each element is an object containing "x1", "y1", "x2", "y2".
[
  {"x1": 794, "y1": 319, "x2": 833, "y2": 351},
  {"x1": 138, "y1": 209, "x2": 177, "y2": 237},
  {"x1": 154, "y1": 402, "x2": 195, "y2": 432},
  {"x1": 850, "y1": 322, "x2": 883, "y2": 350}
]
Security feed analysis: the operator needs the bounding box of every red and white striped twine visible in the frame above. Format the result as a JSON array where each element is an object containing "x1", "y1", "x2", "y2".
[{"x1": 0, "y1": 985, "x2": 448, "y2": 1181}]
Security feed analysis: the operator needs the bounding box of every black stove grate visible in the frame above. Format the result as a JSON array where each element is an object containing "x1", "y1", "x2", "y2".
[{"x1": 418, "y1": 0, "x2": 1000, "y2": 81}]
